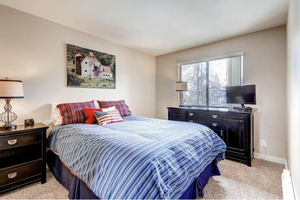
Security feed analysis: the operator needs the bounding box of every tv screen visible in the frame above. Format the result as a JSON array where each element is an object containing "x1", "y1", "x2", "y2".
[{"x1": 226, "y1": 85, "x2": 256, "y2": 105}]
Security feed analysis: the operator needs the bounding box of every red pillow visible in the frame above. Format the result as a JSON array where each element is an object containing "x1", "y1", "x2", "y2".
[
  {"x1": 83, "y1": 108, "x2": 102, "y2": 124},
  {"x1": 57, "y1": 101, "x2": 95, "y2": 125}
]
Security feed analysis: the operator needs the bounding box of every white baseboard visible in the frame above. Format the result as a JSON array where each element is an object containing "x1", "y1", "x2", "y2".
[
  {"x1": 254, "y1": 153, "x2": 286, "y2": 166},
  {"x1": 254, "y1": 153, "x2": 294, "y2": 199}
]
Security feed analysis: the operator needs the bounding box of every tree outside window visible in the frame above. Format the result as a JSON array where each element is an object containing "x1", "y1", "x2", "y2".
[{"x1": 180, "y1": 56, "x2": 243, "y2": 107}]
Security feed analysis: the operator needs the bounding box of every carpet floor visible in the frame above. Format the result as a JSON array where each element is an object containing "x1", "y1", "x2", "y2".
[
  {"x1": 0, "y1": 159, "x2": 284, "y2": 199},
  {"x1": 203, "y1": 159, "x2": 284, "y2": 199}
]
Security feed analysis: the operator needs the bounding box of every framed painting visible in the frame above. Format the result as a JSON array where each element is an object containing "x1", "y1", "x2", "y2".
[{"x1": 67, "y1": 44, "x2": 116, "y2": 89}]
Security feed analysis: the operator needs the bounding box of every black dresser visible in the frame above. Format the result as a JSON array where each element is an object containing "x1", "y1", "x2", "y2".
[
  {"x1": 167, "y1": 107, "x2": 254, "y2": 166},
  {"x1": 0, "y1": 123, "x2": 48, "y2": 194}
]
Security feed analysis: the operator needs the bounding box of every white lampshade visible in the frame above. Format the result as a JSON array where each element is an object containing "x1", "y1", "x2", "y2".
[
  {"x1": 0, "y1": 79, "x2": 24, "y2": 98},
  {"x1": 176, "y1": 81, "x2": 188, "y2": 91}
]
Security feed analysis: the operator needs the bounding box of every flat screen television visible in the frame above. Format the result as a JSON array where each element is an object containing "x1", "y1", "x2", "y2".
[{"x1": 226, "y1": 85, "x2": 256, "y2": 107}]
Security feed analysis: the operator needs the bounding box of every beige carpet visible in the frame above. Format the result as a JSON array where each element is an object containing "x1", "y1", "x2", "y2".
[
  {"x1": 0, "y1": 159, "x2": 284, "y2": 199},
  {"x1": 203, "y1": 159, "x2": 284, "y2": 199}
]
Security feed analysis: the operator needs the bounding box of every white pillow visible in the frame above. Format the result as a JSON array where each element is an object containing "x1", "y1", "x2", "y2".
[
  {"x1": 94, "y1": 100, "x2": 100, "y2": 108},
  {"x1": 52, "y1": 103, "x2": 63, "y2": 126},
  {"x1": 102, "y1": 106, "x2": 116, "y2": 112},
  {"x1": 43, "y1": 103, "x2": 62, "y2": 126}
]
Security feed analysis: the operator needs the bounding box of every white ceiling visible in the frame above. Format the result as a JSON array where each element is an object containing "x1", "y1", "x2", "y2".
[{"x1": 0, "y1": 0, "x2": 289, "y2": 56}]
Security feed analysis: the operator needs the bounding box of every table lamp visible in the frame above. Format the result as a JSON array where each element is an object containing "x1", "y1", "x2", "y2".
[
  {"x1": 176, "y1": 81, "x2": 188, "y2": 92},
  {"x1": 0, "y1": 78, "x2": 24, "y2": 129},
  {"x1": 176, "y1": 81, "x2": 188, "y2": 106}
]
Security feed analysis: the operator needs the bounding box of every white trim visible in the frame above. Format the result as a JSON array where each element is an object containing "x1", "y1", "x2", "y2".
[
  {"x1": 284, "y1": 160, "x2": 297, "y2": 199},
  {"x1": 254, "y1": 153, "x2": 286, "y2": 165},
  {"x1": 282, "y1": 169, "x2": 296, "y2": 199},
  {"x1": 177, "y1": 51, "x2": 245, "y2": 67},
  {"x1": 291, "y1": 172, "x2": 296, "y2": 199}
]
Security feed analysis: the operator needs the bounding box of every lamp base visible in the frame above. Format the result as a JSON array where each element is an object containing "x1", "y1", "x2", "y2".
[
  {"x1": 1, "y1": 124, "x2": 16, "y2": 130},
  {"x1": 0, "y1": 99, "x2": 18, "y2": 131}
]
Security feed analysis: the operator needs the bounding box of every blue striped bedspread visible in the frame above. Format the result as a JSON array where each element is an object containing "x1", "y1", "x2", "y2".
[{"x1": 48, "y1": 116, "x2": 226, "y2": 199}]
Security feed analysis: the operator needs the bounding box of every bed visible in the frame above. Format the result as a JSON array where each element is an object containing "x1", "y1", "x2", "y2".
[{"x1": 47, "y1": 116, "x2": 226, "y2": 199}]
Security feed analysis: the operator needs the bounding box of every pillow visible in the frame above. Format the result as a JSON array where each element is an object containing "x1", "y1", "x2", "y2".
[
  {"x1": 82, "y1": 106, "x2": 115, "y2": 124},
  {"x1": 57, "y1": 100, "x2": 96, "y2": 125},
  {"x1": 94, "y1": 110, "x2": 123, "y2": 125},
  {"x1": 97, "y1": 100, "x2": 131, "y2": 117},
  {"x1": 44, "y1": 102, "x2": 100, "y2": 126},
  {"x1": 43, "y1": 103, "x2": 63, "y2": 126},
  {"x1": 83, "y1": 108, "x2": 103, "y2": 124},
  {"x1": 102, "y1": 106, "x2": 117, "y2": 112}
]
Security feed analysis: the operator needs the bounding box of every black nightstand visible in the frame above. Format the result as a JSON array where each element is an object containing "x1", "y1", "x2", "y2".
[{"x1": 0, "y1": 123, "x2": 48, "y2": 194}]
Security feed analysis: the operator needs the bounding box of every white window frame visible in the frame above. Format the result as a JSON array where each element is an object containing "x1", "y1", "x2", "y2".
[{"x1": 177, "y1": 52, "x2": 245, "y2": 107}]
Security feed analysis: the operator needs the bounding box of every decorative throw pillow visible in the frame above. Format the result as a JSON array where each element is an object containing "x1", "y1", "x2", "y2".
[
  {"x1": 97, "y1": 100, "x2": 131, "y2": 117},
  {"x1": 94, "y1": 110, "x2": 123, "y2": 125},
  {"x1": 57, "y1": 101, "x2": 96, "y2": 125},
  {"x1": 83, "y1": 108, "x2": 103, "y2": 124},
  {"x1": 83, "y1": 106, "x2": 116, "y2": 124}
]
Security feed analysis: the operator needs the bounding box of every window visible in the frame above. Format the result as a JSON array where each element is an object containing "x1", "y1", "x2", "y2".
[{"x1": 179, "y1": 55, "x2": 243, "y2": 107}]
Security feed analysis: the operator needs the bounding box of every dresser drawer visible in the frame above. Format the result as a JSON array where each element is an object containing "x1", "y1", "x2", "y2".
[
  {"x1": 0, "y1": 133, "x2": 41, "y2": 151},
  {"x1": 169, "y1": 110, "x2": 186, "y2": 121},
  {"x1": 0, "y1": 162, "x2": 42, "y2": 186},
  {"x1": 186, "y1": 111, "x2": 221, "y2": 120},
  {"x1": 201, "y1": 119, "x2": 222, "y2": 130},
  {"x1": 189, "y1": 118, "x2": 222, "y2": 130}
]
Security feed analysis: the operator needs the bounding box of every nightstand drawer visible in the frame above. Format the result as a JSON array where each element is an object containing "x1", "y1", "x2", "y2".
[
  {"x1": 0, "y1": 162, "x2": 42, "y2": 186},
  {"x1": 0, "y1": 144, "x2": 42, "y2": 169},
  {"x1": 0, "y1": 133, "x2": 41, "y2": 151}
]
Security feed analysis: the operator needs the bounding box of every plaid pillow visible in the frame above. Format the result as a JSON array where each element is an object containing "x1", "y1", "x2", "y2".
[
  {"x1": 57, "y1": 101, "x2": 95, "y2": 125},
  {"x1": 94, "y1": 110, "x2": 123, "y2": 125},
  {"x1": 97, "y1": 100, "x2": 131, "y2": 117}
]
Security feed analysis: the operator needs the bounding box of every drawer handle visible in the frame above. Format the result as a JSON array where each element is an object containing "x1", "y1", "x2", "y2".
[
  {"x1": 189, "y1": 120, "x2": 193, "y2": 123},
  {"x1": 189, "y1": 113, "x2": 194, "y2": 116},
  {"x1": 212, "y1": 115, "x2": 218, "y2": 118},
  {"x1": 212, "y1": 123, "x2": 217, "y2": 127},
  {"x1": 8, "y1": 172, "x2": 17, "y2": 179},
  {"x1": 7, "y1": 139, "x2": 17, "y2": 145}
]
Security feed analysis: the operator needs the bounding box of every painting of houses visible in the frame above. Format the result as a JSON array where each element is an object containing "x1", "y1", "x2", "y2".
[{"x1": 67, "y1": 44, "x2": 116, "y2": 89}]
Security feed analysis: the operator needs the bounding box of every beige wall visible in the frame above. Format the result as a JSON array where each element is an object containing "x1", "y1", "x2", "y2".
[
  {"x1": 156, "y1": 26, "x2": 287, "y2": 160},
  {"x1": 0, "y1": 5, "x2": 156, "y2": 125},
  {"x1": 286, "y1": 0, "x2": 300, "y2": 198}
]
